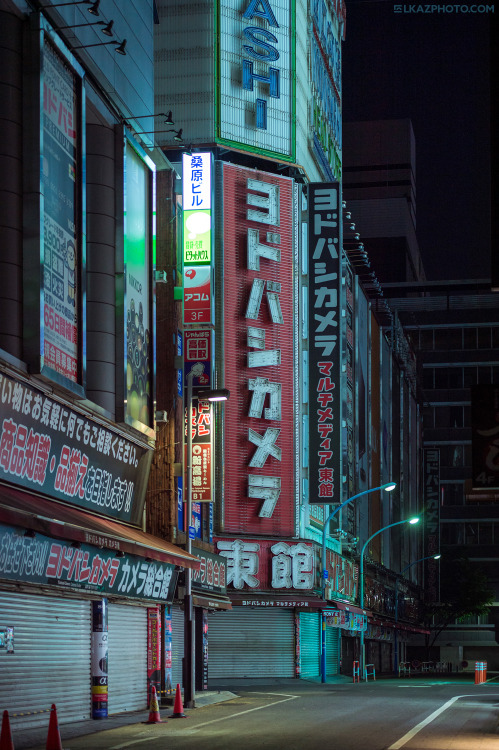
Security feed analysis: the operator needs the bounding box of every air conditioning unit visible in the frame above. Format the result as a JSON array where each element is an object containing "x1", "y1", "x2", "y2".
[{"x1": 155, "y1": 410, "x2": 168, "y2": 423}]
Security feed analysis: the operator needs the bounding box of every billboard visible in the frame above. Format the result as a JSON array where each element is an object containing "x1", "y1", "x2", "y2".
[
  {"x1": 471, "y1": 385, "x2": 499, "y2": 489},
  {"x1": 221, "y1": 164, "x2": 296, "y2": 535},
  {"x1": 308, "y1": 183, "x2": 342, "y2": 504},
  {"x1": 217, "y1": 0, "x2": 295, "y2": 160},
  {"x1": 423, "y1": 448, "x2": 440, "y2": 603}
]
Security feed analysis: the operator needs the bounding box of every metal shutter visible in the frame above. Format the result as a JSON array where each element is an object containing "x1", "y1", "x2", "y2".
[
  {"x1": 326, "y1": 625, "x2": 340, "y2": 675},
  {"x1": 107, "y1": 603, "x2": 147, "y2": 714},
  {"x1": 171, "y1": 605, "x2": 184, "y2": 690},
  {"x1": 0, "y1": 590, "x2": 91, "y2": 730},
  {"x1": 208, "y1": 608, "x2": 295, "y2": 680},
  {"x1": 299, "y1": 612, "x2": 321, "y2": 678}
]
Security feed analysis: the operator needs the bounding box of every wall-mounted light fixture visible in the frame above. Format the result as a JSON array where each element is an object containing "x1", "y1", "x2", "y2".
[
  {"x1": 123, "y1": 111, "x2": 174, "y2": 126},
  {"x1": 54, "y1": 19, "x2": 114, "y2": 36},
  {"x1": 44, "y1": 0, "x2": 101, "y2": 15},
  {"x1": 73, "y1": 38, "x2": 127, "y2": 54}
]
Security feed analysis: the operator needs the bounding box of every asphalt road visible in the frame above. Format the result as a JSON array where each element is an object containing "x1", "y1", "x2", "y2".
[{"x1": 18, "y1": 677, "x2": 499, "y2": 750}]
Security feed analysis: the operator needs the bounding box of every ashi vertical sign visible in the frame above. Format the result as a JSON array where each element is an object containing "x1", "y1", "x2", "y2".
[{"x1": 308, "y1": 183, "x2": 342, "y2": 503}]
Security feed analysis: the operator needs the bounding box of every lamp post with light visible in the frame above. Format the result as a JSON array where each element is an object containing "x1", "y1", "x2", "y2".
[
  {"x1": 359, "y1": 517, "x2": 420, "y2": 679},
  {"x1": 184, "y1": 369, "x2": 229, "y2": 707},
  {"x1": 319, "y1": 482, "x2": 396, "y2": 683},
  {"x1": 393, "y1": 554, "x2": 441, "y2": 673}
]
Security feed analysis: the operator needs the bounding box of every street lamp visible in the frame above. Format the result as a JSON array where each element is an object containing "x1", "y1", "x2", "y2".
[
  {"x1": 359, "y1": 517, "x2": 420, "y2": 679},
  {"x1": 320, "y1": 482, "x2": 396, "y2": 683},
  {"x1": 393, "y1": 554, "x2": 441, "y2": 673},
  {"x1": 184, "y1": 370, "x2": 229, "y2": 707}
]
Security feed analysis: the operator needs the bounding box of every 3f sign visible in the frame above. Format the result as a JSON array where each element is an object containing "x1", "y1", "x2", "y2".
[{"x1": 242, "y1": 0, "x2": 281, "y2": 130}]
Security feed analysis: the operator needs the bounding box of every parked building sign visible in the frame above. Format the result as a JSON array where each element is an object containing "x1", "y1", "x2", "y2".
[
  {"x1": 0, "y1": 372, "x2": 151, "y2": 524},
  {"x1": 308, "y1": 183, "x2": 342, "y2": 504}
]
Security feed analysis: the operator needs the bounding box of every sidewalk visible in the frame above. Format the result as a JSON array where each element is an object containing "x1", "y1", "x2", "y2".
[{"x1": 9, "y1": 691, "x2": 238, "y2": 750}]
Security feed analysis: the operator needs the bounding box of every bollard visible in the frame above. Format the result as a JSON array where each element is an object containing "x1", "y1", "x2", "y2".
[
  {"x1": 352, "y1": 661, "x2": 360, "y2": 683},
  {"x1": 475, "y1": 661, "x2": 484, "y2": 684}
]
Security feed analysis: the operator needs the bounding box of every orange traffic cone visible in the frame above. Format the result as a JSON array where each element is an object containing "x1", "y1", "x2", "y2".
[
  {"x1": 169, "y1": 684, "x2": 187, "y2": 718},
  {"x1": 0, "y1": 711, "x2": 14, "y2": 750},
  {"x1": 144, "y1": 686, "x2": 164, "y2": 724},
  {"x1": 46, "y1": 704, "x2": 63, "y2": 750}
]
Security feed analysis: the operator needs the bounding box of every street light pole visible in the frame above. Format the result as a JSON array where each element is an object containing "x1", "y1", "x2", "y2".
[
  {"x1": 319, "y1": 482, "x2": 396, "y2": 684},
  {"x1": 184, "y1": 375, "x2": 229, "y2": 708},
  {"x1": 393, "y1": 554, "x2": 441, "y2": 673},
  {"x1": 359, "y1": 517, "x2": 420, "y2": 680}
]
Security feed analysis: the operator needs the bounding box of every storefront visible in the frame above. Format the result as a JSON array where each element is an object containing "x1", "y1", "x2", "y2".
[{"x1": 0, "y1": 490, "x2": 198, "y2": 729}]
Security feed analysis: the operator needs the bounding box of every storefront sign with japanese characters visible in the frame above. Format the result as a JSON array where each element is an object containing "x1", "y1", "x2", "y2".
[
  {"x1": 0, "y1": 522, "x2": 177, "y2": 603},
  {"x1": 42, "y1": 41, "x2": 80, "y2": 383},
  {"x1": 0, "y1": 371, "x2": 151, "y2": 524},
  {"x1": 221, "y1": 165, "x2": 295, "y2": 535},
  {"x1": 182, "y1": 152, "x2": 212, "y2": 264},
  {"x1": 185, "y1": 396, "x2": 212, "y2": 502},
  {"x1": 324, "y1": 548, "x2": 358, "y2": 602},
  {"x1": 424, "y1": 447, "x2": 440, "y2": 603},
  {"x1": 325, "y1": 610, "x2": 366, "y2": 631},
  {"x1": 192, "y1": 546, "x2": 227, "y2": 594},
  {"x1": 308, "y1": 183, "x2": 342, "y2": 503},
  {"x1": 216, "y1": 537, "x2": 314, "y2": 591}
]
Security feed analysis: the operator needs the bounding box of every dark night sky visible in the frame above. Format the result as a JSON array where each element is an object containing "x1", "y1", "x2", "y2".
[{"x1": 341, "y1": 0, "x2": 492, "y2": 281}]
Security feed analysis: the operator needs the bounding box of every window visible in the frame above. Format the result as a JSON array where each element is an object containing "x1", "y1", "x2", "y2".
[
  {"x1": 441, "y1": 483, "x2": 464, "y2": 505},
  {"x1": 434, "y1": 369, "x2": 448, "y2": 389},
  {"x1": 479, "y1": 522, "x2": 494, "y2": 545},
  {"x1": 464, "y1": 522, "x2": 479, "y2": 545},
  {"x1": 422, "y1": 368, "x2": 434, "y2": 389},
  {"x1": 449, "y1": 406, "x2": 464, "y2": 428},
  {"x1": 448, "y1": 368, "x2": 463, "y2": 389},
  {"x1": 420, "y1": 330, "x2": 434, "y2": 350},
  {"x1": 477, "y1": 328, "x2": 492, "y2": 349},
  {"x1": 423, "y1": 409, "x2": 434, "y2": 430},
  {"x1": 478, "y1": 366, "x2": 492, "y2": 385},
  {"x1": 463, "y1": 328, "x2": 477, "y2": 349},
  {"x1": 463, "y1": 366, "x2": 477, "y2": 387}
]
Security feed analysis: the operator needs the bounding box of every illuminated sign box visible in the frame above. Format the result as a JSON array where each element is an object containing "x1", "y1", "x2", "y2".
[{"x1": 182, "y1": 152, "x2": 212, "y2": 265}]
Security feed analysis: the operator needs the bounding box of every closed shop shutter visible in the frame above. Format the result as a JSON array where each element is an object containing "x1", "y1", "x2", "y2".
[
  {"x1": 107, "y1": 603, "x2": 147, "y2": 714},
  {"x1": 171, "y1": 605, "x2": 185, "y2": 690},
  {"x1": 326, "y1": 625, "x2": 340, "y2": 675},
  {"x1": 299, "y1": 612, "x2": 321, "y2": 678},
  {"x1": 0, "y1": 590, "x2": 91, "y2": 730},
  {"x1": 209, "y1": 608, "x2": 295, "y2": 680}
]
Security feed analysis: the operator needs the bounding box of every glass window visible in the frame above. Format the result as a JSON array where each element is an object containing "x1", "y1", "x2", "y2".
[
  {"x1": 448, "y1": 368, "x2": 463, "y2": 388},
  {"x1": 420, "y1": 330, "x2": 434, "y2": 350},
  {"x1": 422, "y1": 368, "x2": 434, "y2": 389},
  {"x1": 434, "y1": 369, "x2": 448, "y2": 389},
  {"x1": 464, "y1": 444, "x2": 472, "y2": 467},
  {"x1": 463, "y1": 328, "x2": 477, "y2": 349},
  {"x1": 449, "y1": 406, "x2": 463, "y2": 428},
  {"x1": 479, "y1": 522, "x2": 494, "y2": 545},
  {"x1": 465, "y1": 522, "x2": 479, "y2": 545},
  {"x1": 452, "y1": 445, "x2": 464, "y2": 467},
  {"x1": 463, "y1": 366, "x2": 477, "y2": 387},
  {"x1": 492, "y1": 327, "x2": 499, "y2": 349},
  {"x1": 477, "y1": 327, "x2": 491, "y2": 349},
  {"x1": 442, "y1": 483, "x2": 464, "y2": 505},
  {"x1": 423, "y1": 409, "x2": 434, "y2": 429},
  {"x1": 435, "y1": 406, "x2": 450, "y2": 427},
  {"x1": 478, "y1": 366, "x2": 492, "y2": 385}
]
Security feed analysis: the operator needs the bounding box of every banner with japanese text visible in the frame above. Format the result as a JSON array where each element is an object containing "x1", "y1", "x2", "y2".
[
  {"x1": 221, "y1": 164, "x2": 296, "y2": 536},
  {"x1": 0, "y1": 371, "x2": 151, "y2": 524},
  {"x1": 0, "y1": 522, "x2": 177, "y2": 603},
  {"x1": 308, "y1": 183, "x2": 342, "y2": 503}
]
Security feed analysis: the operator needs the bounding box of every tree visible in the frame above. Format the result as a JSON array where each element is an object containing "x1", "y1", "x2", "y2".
[{"x1": 423, "y1": 554, "x2": 494, "y2": 657}]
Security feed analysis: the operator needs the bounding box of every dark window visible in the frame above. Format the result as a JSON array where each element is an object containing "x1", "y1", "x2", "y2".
[
  {"x1": 448, "y1": 368, "x2": 463, "y2": 388},
  {"x1": 434, "y1": 369, "x2": 448, "y2": 389},
  {"x1": 449, "y1": 406, "x2": 463, "y2": 428},
  {"x1": 463, "y1": 328, "x2": 477, "y2": 349},
  {"x1": 420, "y1": 330, "x2": 434, "y2": 350},
  {"x1": 465, "y1": 522, "x2": 479, "y2": 545},
  {"x1": 477, "y1": 328, "x2": 492, "y2": 349},
  {"x1": 478, "y1": 366, "x2": 492, "y2": 384},
  {"x1": 492, "y1": 327, "x2": 499, "y2": 349},
  {"x1": 423, "y1": 409, "x2": 434, "y2": 429},
  {"x1": 479, "y1": 522, "x2": 494, "y2": 545},
  {"x1": 422, "y1": 368, "x2": 434, "y2": 389},
  {"x1": 463, "y1": 366, "x2": 477, "y2": 387},
  {"x1": 441, "y1": 483, "x2": 464, "y2": 505}
]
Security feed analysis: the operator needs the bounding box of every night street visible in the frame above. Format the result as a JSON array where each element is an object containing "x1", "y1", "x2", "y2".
[{"x1": 18, "y1": 677, "x2": 499, "y2": 750}]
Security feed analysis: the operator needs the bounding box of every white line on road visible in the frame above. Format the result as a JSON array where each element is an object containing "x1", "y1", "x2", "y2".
[
  {"x1": 108, "y1": 693, "x2": 299, "y2": 749},
  {"x1": 388, "y1": 692, "x2": 499, "y2": 749}
]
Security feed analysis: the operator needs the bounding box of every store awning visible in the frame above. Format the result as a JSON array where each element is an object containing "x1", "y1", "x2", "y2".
[
  {"x1": 328, "y1": 599, "x2": 369, "y2": 617},
  {"x1": 192, "y1": 593, "x2": 232, "y2": 610},
  {"x1": 0, "y1": 484, "x2": 200, "y2": 570}
]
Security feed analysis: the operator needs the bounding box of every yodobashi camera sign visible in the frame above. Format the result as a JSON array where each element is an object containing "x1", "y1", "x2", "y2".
[{"x1": 217, "y1": 0, "x2": 294, "y2": 160}]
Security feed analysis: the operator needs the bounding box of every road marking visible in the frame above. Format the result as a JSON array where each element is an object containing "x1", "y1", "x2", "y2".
[
  {"x1": 108, "y1": 693, "x2": 298, "y2": 748},
  {"x1": 388, "y1": 692, "x2": 499, "y2": 749}
]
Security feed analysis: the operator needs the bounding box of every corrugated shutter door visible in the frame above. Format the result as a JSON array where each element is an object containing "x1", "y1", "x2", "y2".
[
  {"x1": 209, "y1": 608, "x2": 295, "y2": 680},
  {"x1": 107, "y1": 603, "x2": 147, "y2": 714},
  {"x1": 0, "y1": 590, "x2": 91, "y2": 730},
  {"x1": 299, "y1": 612, "x2": 321, "y2": 678},
  {"x1": 171, "y1": 605, "x2": 184, "y2": 690},
  {"x1": 326, "y1": 625, "x2": 340, "y2": 675}
]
